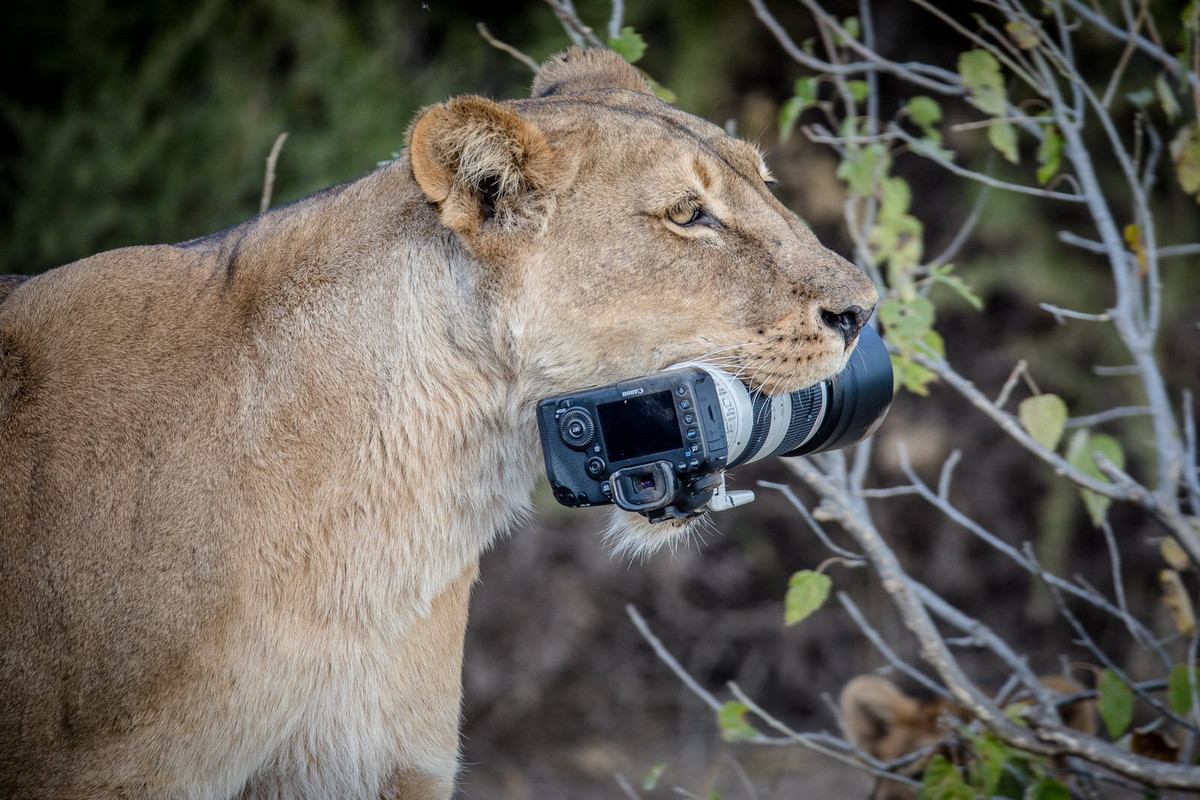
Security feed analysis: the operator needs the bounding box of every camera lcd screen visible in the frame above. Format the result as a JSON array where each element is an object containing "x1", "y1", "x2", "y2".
[{"x1": 596, "y1": 391, "x2": 682, "y2": 462}]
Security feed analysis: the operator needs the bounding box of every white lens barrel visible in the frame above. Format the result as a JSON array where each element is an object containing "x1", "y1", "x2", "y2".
[{"x1": 669, "y1": 363, "x2": 828, "y2": 466}]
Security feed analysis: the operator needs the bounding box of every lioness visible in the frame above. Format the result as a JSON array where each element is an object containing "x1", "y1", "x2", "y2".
[{"x1": 0, "y1": 49, "x2": 875, "y2": 798}]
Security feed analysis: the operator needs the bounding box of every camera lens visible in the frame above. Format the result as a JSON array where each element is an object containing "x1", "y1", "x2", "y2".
[
  {"x1": 680, "y1": 325, "x2": 892, "y2": 467},
  {"x1": 783, "y1": 324, "x2": 892, "y2": 457}
]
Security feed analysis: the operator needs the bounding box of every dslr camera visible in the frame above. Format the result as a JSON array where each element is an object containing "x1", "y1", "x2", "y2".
[{"x1": 537, "y1": 325, "x2": 894, "y2": 523}]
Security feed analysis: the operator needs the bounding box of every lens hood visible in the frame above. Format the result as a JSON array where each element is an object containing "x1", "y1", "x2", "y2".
[{"x1": 786, "y1": 324, "x2": 892, "y2": 456}]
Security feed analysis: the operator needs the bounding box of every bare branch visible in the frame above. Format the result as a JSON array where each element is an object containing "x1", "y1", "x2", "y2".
[
  {"x1": 476, "y1": 23, "x2": 539, "y2": 72},
  {"x1": 259, "y1": 132, "x2": 289, "y2": 215}
]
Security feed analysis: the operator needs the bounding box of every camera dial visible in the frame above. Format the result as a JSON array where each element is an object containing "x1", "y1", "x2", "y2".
[{"x1": 558, "y1": 408, "x2": 595, "y2": 449}]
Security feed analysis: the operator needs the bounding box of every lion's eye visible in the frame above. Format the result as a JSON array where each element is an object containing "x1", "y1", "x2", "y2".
[{"x1": 667, "y1": 205, "x2": 703, "y2": 226}]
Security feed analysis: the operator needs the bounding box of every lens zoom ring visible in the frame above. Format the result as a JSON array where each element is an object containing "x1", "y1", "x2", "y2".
[
  {"x1": 766, "y1": 385, "x2": 822, "y2": 459},
  {"x1": 728, "y1": 393, "x2": 773, "y2": 467}
]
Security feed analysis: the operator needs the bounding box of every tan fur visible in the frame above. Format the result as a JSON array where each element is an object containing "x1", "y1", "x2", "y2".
[
  {"x1": 840, "y1": 675, "x2": 1096, "y2": 799},
  {"x1": 0, "y1": 49, "x2": 875, "y2": 798}
]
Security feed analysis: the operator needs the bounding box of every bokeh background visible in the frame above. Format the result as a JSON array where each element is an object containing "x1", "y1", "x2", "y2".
[{"x1": 4, "y1": 1, "x2": 1198, "y2": 796}]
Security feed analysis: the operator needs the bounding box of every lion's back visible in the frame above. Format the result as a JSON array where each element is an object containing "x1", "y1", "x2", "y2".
[{"x1": 0, "y1": 246, "x2": 251, "y2": 792}]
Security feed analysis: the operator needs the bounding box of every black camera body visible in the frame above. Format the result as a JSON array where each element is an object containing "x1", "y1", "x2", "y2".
[
  {"x1": 536, "y1": 325, "x2": 894, "y2": 522},
  {"x1": 537, "y1": 369, "x2": 729, "y2": 519}
]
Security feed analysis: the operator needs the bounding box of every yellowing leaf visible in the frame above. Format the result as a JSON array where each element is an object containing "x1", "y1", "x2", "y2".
[
  {"x1": 1125, "y1": 223, "x2": 1148, "y2": 277},
  {"x1": 1171, "y1": 121, "x2": 1200, "y2": 202},
  {"x1": 1005, "y1": 19, "x2": 1039, "y2": 49},
  {"x1": 988, "y1": 119, "x2": 1019, "y2": 164},
  {"x1": 1161, "y1": 536, "x2": 1192, "y2": 571},
  {"x1": 642, "y1": 763, "x2": 667, "y2": 790},
  {"x1": 1161, "y1": 569, "x2": 1196, "y2": 636},
  {"x1": 1097, "y1": 668, "x2": 1134, "y2": 740},
  {"x1": 784, "y1": 570, "x2": 831, "y2": 626},
  {"x1": 1019, "y1": 394, "x2": 1068, "y2": 451},
  {"x1": 958, "y1": 49, "x2": 1008, "y2": 116},
  {"x1": 716, "y1": 701, "x2": 757, "y2": 742}
]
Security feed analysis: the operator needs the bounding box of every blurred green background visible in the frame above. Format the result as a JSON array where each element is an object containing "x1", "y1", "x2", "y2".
[{"x1": 4, "y1": 1, "x2": 1198, "y2": 796}]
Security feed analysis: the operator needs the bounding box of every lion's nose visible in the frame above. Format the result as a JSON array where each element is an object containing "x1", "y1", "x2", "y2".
[{"x1": 820, "y1": 305, "x2": 870, "y2": 346}]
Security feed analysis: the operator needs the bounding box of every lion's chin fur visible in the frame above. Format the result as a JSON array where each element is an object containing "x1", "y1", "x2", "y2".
[{"x1": 601, "y1": 506, "x2": 710, "y2": 560}]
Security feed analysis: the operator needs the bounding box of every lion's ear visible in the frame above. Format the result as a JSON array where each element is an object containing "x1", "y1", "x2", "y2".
[
  {"x1": 531, "y1": 47, "x2": 653, "y2": 98},
  {"x1": 407, "y1": 96, "x2": 560, "y2": 239},
  {"x1": 839, "y1": 675, "x2": 918, "y2": 757}
]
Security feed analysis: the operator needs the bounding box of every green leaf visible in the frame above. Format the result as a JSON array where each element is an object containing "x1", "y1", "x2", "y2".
[
  {"x1": 917, "y1": 755, "x2": 973, "y2": 800},
  {"x1": 870, "y1": 214, "x2": 924, "y2": 274},
  {"x1": 989, "y1": 119, "x2": 1020, "y2": 164},
  {"x1": 1170, "y1": 120, "x2": 1200, "y2": 202},
  {"x1": 906, "y1": 96, "x2": 942, "y2": 131},
  {"x1": 784, "y1": 570, "x2": 831, "y2": 626},
  {"x1": 879, "y1": 296, "x2": 935, "y2": 343},
  {"x1": 930, "y1": 264, "x2": 984, "y2": 310},
  {"x1": 643, "y1": 763, "x2": 666, "y2": 790},
  {"x1": 970, "y1": 732, "x2": 1012, "y2": 797},
  {"x1": 1065, "y1": 431, "x2": 1126, "y2": 526},
  {"x1": 1025, "y1": 777, "x2": 1072, "y2": 800},
  {"x1": 836, "y1": 143, "x2": 889, "y2": 196},
  {"x1": 1018, "y1": 394, "x2": 1068, "y2": 451},
  {"x1": 1126, "y1": 87, "x2": 1155, "y2": 107},
  {"x1": 891, "y1": 356, "x2": 938, "y2": 396},
  {"x1": 646, "y1": 77, "x2": 677, "y2": 105},
  {"x1": 716, "y1": 701, "x2": 757, "y2": 742},
  {"x1": 839, "y1": 16, "x2": 861, "y2": 42},
  {"x1": 959, "y1": 49, "x2": 1008, "y2": 116},
  {"x1": 1097, "y1": 668, "x2": 1134, "y2": 740},
  {"x1": 779, "y1": 97, "x2": 805, "y2": 143},
  {"x1": 879, "y1": 176, "x2": 912, "y2": 220},
  {"x1": 1157, "y1": 74, "x2": 1181, "y2": 122},
  {"x1": 607, "y1": 26, "x2": 646, "y2": 63},
  {"x1": 794, "y1": 76, "x2": 820, "y2": 105},
  {"x1": 1036, "y1": 125, "x2": 1063, "y2": 184},
  {"x1": 1168, "y1": 663, "x2": 1200, "y2": 716},
  {"x1": 847, "y1": 80, "x2": 870, "y2": 103},
  {"x1": 1005, "y1": 18, "x2": 1039, "y2": 49}
]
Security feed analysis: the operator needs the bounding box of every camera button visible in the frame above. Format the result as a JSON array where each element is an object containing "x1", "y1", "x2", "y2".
[
  {"x1": 689, "y1": 458, "x2": 700, "y2": 470},
  {"x1": 677, "y1": 461, "x2": 689, "y2": 472},
  {"x1": 601, "y1": 482, "x2": 611, "y2": 496},
  {"x1": 686, "y1": 428, "x2": 698, "y2": 440},
  {"x1": 586, "y1": 457, "x2": 606, "y2": 478},
  {"x1": 679, "y1": 399, "x2": 691, "y2": 410},
  {"x1": 676, "y1": 385, "x2": 687, "y2": 396},
  {"x1": 683, "y1": 413, "x2": 695, "y2": 425},
  {"x1": 690, "y1": 443, "x2": 701, "y2": 454}
]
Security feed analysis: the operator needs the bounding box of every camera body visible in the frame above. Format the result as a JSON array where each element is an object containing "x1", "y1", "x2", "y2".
[
  {"x1": 537, "y1": 325, "x2": 894, "y2": 522},
  {"x1": 537, "y1": 368, "x2": 730, "y2": 520}
]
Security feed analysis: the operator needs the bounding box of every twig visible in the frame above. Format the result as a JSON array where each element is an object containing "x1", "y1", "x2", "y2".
[
  {"x1": 476, "y1": 23, "x2": 539, "y2": 72},
  {"x1": 890, "y1": 125, "x2": 1085, "y2": 202},
  {"x1": 1030, "y1": 544, "x2": 1200, "y2": 735},
  {"x1": 614, "y1": 772, "x2": 642, "y2": 800},
  {"x1": 626, "y1": 604, "x2": 721, "y2": 712},
  {"x1": 259, "y1": 132, "x2": 288, "y2": 215},
  {"x1": 838, "y1": 591, "x2": 954, "y2": 699},
  {"x1": 607, "y1": 0, "x2": 624, "y2": 42},
  {"x1": 756, "y1": 481, "x2": 865, "y2": 560},
  {"x1": 1063, "y1": 406, "x2": 1153, "y2": 429}
]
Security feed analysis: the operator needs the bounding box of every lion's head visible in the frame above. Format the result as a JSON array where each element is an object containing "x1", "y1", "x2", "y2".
[{"x1": 407, "y1": 48, "x2": 876, "y2": 555}]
